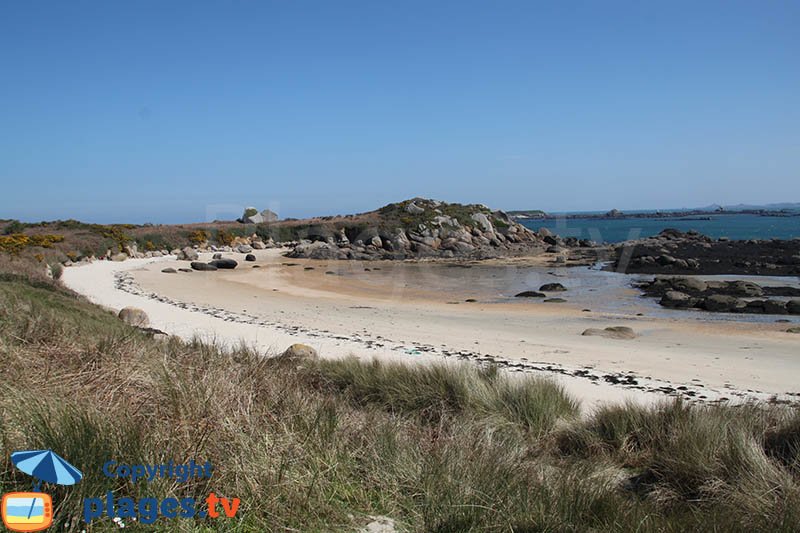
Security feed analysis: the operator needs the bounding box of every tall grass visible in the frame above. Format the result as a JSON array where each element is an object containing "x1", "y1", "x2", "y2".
[{"x1": 1, "y1": 274, "x2": 799, "y2": 531}]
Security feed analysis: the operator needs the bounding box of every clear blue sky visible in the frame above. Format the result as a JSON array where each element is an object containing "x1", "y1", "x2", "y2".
[{"x1": 1, "y1": 1, "x2": 798, "y2": 223}]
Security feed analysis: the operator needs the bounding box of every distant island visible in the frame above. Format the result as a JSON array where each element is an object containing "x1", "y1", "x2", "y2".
[{"x1": 508, "y1": 203, "x2": 800, "y2": 221}]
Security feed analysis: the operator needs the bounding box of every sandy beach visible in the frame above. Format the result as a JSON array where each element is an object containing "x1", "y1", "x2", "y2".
[{"x1": 61, "y1": 249, "x2": 800, "y2": 410}]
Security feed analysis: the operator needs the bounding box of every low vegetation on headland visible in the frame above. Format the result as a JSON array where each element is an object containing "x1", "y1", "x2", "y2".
[{"x1": 1, "y1": 259, "x2": 799, "y2": 531}]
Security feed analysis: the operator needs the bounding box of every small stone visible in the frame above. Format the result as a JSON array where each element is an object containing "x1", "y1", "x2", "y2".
[
  {"x1": 515, "y1": 291, "x2": 546, "y2": 298},
  {"x1": 582, "y1": 326, "x2": 637, "y2": 340}
]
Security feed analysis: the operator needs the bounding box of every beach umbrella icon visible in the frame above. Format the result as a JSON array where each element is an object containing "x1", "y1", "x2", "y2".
[{"x1": 11, "y1": 450, "x2": 83, "y2": 490}]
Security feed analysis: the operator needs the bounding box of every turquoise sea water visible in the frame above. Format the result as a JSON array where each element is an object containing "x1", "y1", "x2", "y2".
[{"x1": 520, "y1": 214, "x2": 800, "y2": 243}]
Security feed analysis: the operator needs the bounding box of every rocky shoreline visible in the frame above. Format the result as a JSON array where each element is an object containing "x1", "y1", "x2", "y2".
[
  {"x1": 611, "y1": 229, "x2": 800, "y2": 276},
  {"x1": 636, "y1": 276, "x2": 800, "y2": 317}
]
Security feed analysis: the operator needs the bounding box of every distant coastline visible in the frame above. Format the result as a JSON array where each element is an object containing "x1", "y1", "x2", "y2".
[{"x1": 509, "y1": 206, "x2": 800, "y2": 221}]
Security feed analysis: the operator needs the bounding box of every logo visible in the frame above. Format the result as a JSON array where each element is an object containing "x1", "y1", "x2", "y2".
[{"x1": 2, "y1": 449, "x2": 82, "y2": 532}]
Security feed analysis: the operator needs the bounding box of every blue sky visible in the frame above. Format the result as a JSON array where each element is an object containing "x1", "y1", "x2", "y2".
[{"x1": 1, "y1": 1, "x2": 798, "y2": 223}]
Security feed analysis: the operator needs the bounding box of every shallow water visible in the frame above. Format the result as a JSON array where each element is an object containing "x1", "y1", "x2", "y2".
[{"x1": 339, "y1": 262, "x2": 800, "y2": 324}]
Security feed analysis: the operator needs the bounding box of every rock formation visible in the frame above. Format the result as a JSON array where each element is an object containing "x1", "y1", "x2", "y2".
[{"x1": 286, "y1": 198, "x2": 547, "y2": 261}]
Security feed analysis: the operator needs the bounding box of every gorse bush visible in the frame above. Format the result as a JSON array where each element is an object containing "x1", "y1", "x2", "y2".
[
  {"x1": 1, "y1": 273, "x2": 799, "y2": 531},
  {"x1": 0, "y1": 233, "x2": 65, "y2": 253},
  {"x1": 187, "y1": 229, "x2": 209, "y2": 245}
]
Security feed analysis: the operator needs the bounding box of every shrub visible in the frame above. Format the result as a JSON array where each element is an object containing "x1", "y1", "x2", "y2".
[
  {"x1": 187, "y1": 229, "x2": 209, "y2": 245},
  {"x1": 216, "y1": 229, "x2": 235, "y2": 246},
  {"x1": 0, "y1": 234, "x2": 63, "y2": 254},
  {"x1": 2, "y1": 220, "x2": 27, "y2": 235}
]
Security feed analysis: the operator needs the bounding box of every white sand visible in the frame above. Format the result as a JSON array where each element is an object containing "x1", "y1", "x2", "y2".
[{"x1": 63, "y1": 250, "x2": 800, "y2": 410}]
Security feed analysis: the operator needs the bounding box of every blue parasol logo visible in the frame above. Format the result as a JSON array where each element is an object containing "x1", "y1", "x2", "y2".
[{"x1": 11, "y1": 449, "x2": 83, "y2": 492}]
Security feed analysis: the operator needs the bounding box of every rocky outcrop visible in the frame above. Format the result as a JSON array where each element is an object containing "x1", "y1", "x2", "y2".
[
  {"x1": 638, "y1": 276, "x2": 800, "y2": 315},
  {"x1": 239, "y1": 207, "x2": 279, "y2": 224},
  {"x1": 614, "y1": 229, "x2": 800, "y2": 276},
  {"x1": 287, "y1": 198, "x2": 547, "y2": 261}
]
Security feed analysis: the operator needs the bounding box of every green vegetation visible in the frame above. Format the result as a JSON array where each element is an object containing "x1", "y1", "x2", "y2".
[
  {"x1": 378, "y1": 199, "x2": 492, "y2": 231},
  {"x1": 1, "y1": 266, "x2": 799, "y2": 531},
  {"x1": 136, "y1": 233, "x2": 175, "y2": 252}
]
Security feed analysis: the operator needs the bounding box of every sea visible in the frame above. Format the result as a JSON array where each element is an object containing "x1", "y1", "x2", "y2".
[{"x1": 520, "y1": 213, "x2": 800, "y2": 243}]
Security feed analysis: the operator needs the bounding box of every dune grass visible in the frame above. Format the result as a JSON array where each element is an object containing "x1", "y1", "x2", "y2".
[{"x1": 1, "y1": 274, "x2": 799, "y2": 531}]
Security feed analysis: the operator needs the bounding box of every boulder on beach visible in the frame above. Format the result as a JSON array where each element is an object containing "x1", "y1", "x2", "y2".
[
  {"x1": 787, "y1": 327, "x2": 800, "y2": 334},
  {"x1": 281, "y1": 343, "x2": 318, "y2": 359},
  {"x1": 515, "y1": 291, "x2": 546, "y2": 298},
  {"x1": 181, "y1": 247, "x2": 199, "y2": 261},
  {"x1": 111, "y1": 253, "x2": 128, "y2": 262},
  {"x1": 161, "y1": 268, "x2": 177, "y2": 274},
  {"x1": 245, "y1": 254, "x2": 256, "y2": 262},
  {"x1": 118, "y1": 307, "x2": 149, "y2": 327},
  {"x1": 539, "y1": 282, "x2": 567, "y2": 292},
  {"x1": 787, "y1": 300, "x2": 800, "y2": 315},
  {"x1": 582, "y1": 326, "x2": 637, "y2": 340},
  {"x1": 237, "y1": 244, "x2": 253, "y2": 253},
  {"x1": 210, "y1": 258, "x2": 238, "y2": 269},
  {"x1": 191, "y1": 261, "x2": 218, "y2": 271}
]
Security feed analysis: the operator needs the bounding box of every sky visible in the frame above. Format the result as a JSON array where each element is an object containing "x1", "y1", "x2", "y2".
[{"x1": 1, "y1": 1, "x2": 798, "y2": 223}]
